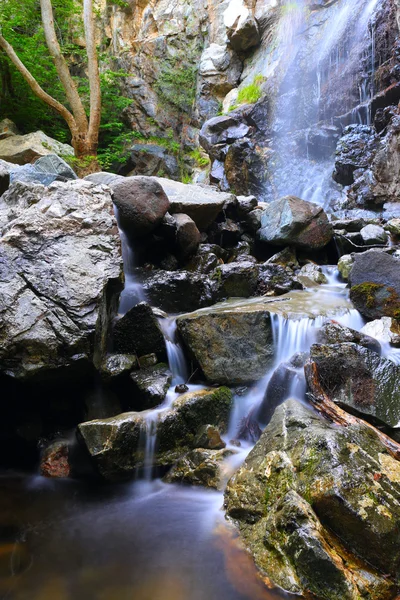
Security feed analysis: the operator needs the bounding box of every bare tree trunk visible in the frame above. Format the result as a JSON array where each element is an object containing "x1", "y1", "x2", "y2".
[
  {"x1": 40, "y1": 0, "x2": 89, "y2": 135},
  {"x1": 83, "y1": 0, "x2": 101, "y2": 155},
  {"x1": 0, "y1": 33, "x2": 79, "y2": 138}
]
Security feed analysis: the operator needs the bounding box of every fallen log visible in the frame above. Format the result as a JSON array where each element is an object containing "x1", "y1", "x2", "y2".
[{"x1": 304, "y1": 360, "x2": 400, "y2": 461}]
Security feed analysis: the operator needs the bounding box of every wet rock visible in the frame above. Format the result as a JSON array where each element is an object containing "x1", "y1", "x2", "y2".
[
  {"x1": 154, "y1": 177, "x2": 230, "y2": 230},
  {"x1": 118, "y1": 144, "x2": 179, "y2": 180},
  {"x1": 0, "y1": 118, "x2": 19, "y2": 140},
  {"x1": 337, "y1": 254, "x2": 354, "y2": 281},
  {"x1": 212, "y1": 261, "x2": 258, "y2": 300},
  {"x1": 385, "y1": 218, "x2": 400, "y2": 237},
  {"x1": 194, "y1": 424, "x2": 226, "y2": 450},
  {"x1": 349, "y1": 250, "x2": 400, "y2": 319},
  {"x1": 266, "y1": 247, "x2": 299, "y2": 270},
  {"x1": 361, "y1": 317, "x2": 400, "y2": 347},
  {"x1": 243, "y1": 208, "x2": 262, "y2": 233},
  {"x1": 177, "y1": 292, "x2": 354, "y2": 386},
  {"x1": 295, "y1": 263, "x2": 327, "y2": 287},
  {"x1": 316, "y1": 321, "x2": 381, "y2": 353},
  {"x1": 360, "y1": 224, "x2": 388, "y2": 245},
  {"x1": 40, "y1": 440, "x2": 71, "y2": 478},
  {"x1": 199, "y1": 114, "x2": 250, "y2": 160},
  {"x1": 224, "y1": 138, "x2": 267, "y2": 197},
  {"x1": 237, "y1": 195, "x2": 258, "y2": 215},
  {"x1": 208, "y1": 218, "x2": 243, "y2": 247},
  {"x1": 185, "y1": 246, "x2": 221, "y2": 274},
  {"x1": 112, "y1": 176, "x2": 170, "y2": 239},
  {"x1": 113, "y1": 302, "x2": 166, "y2": 358},
  {"x1": 0, "y1": 180, "x2": 122, "y2": 381},
  {"x1": 157, "y1": 387, "x2": 233, "y2": 455},
  {"x1": 164, "y1": 448, "x2": 232, "y2": 490},
  {"x1": 130, "y1": 364, "x2": 172, "y2": 410},
  {"x1": 309, "y1": 343, "x2": 400, "y2": 427},
  {"x1": 140, "y1": 270, "x2": 216, "y2": 313},
  {"x1": 78, "y1": 411, "x2": 145, "y2": 481},
  {"x1": 331, "y1": 218, "x2": 366, "y2": 232},
  {"x1": 100, "y1": 354, "x2": 138, "y2": 381},
  {"x1": 175, "y1": 383, "x2": 189, "y2": 394},
  {"x1": 333, "y1": 125, "x2": 379, "y2": 186},
  {"x1": 258, "y1": 264, "x2": 301, "y2": 296},
  {"x1": 173, "y1": 213, "x2": 201, "y2": 259},
  {"x1": 224, "y1": 399, "x2": 399, "y2": 599},
  {"x1": 258, "y1": 196, "x2": 333, "y2": 250}
]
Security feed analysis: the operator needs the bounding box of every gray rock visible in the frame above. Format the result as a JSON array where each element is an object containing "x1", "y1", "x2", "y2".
[
  {"x1": 309, "y1": 342, "x2": 400, "y2": 427},
  {"x1": 0, "y1": 119, "x2": 19, "y2": 140},
  {"x1": 0, "y1": 131, "x2": 74, "y2": 165},
  {"x1": 224, "y1": 399, "x2": 399, "y2": 598},
  {"x1": 130, "y1": 364, "x2": 172, "y2": 409},
  {"x1": 173, "y1": 213, "x2": 201, "y2": 258},
  {"x1": 316, "y1": 321, "x2": 381, "y2": 353},
  {"x1": 337, "y1": 254, "x2": 353, "y2": 281},
  {"x1": 258, "y1": 196, "x2": 333, "y2": 250},
  {"x1": 361, "y1": 317, "x2": 400, "y2": 347},
  {"x1": 85, "y1": 172, "x2": 124, "y2": 187},
  {"x1": 112, "y1": 176, "x2": 170, "y2": 238},
  {"x1": 295, "y1": 263, "x2": 328, "y2": 287},
  {"x1": 360, "y1": 224, "x2": 388, "y2": 245},
  {"x1": 113, "y1": 302, "x2": 166, "y2": 358},
  {"x1": 199, "y1": 43, "x2": 242, "y2": 96},
  {"x1": 140, "y1": 270, "x2": 216, "y2": 313},
  {"x1": 199, "y1": 114, "x2": 250, "y2": 160},
  {"x1": 349, "y1": 249, "x2": 400, "y2": 319},
  {"x1": 0, "y1": 180, "x2": 122, "y2": 380},
  {"x1": 100, "y1": 354, "x2": 138, "y2": 381},
  {"x1": 154, "y1": 177, "x2": 231, "y2": 230},
  {"x1": 119, "y1": 144, "x2": 179, "y2": 180},
  {"x1": 212, "y1": 260, "x2": 259, "y2": 300},
  {"x1": 10, "y1": 154, "x2": 77, "y2": 186},
  {"x1": 333, "y1": 125, "x2": 379, "y2": 186},
  {"x1": 258, "y1": 263, "x2": 301, "y2": 296}
]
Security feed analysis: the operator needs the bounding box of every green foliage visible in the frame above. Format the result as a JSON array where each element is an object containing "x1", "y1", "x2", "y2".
[
  {"x1": 155, "y1": 56, "x2": 197, "y2": 113},
  {"x1": 190, "y1": 148, "x2": 209, "y2": 168},
  {"x1": 236, "y1": 76, "x2": 265, "y2": 105}
]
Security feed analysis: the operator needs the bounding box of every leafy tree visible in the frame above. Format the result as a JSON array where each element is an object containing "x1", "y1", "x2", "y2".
[{"x1": 0, "y1": 0, "x2": 101, "y2": 172}]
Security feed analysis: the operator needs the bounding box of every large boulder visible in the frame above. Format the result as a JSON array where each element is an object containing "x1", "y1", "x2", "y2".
[
  {"x1": 118, "y1": 144, "x2": 179, "y2": 180},
  {"x1": 349, "y1": 250, "x2": 400, "y2": 319},
  {"x1": 258, "y1": 196, "x2": 333, "y2": 249},
  {"x1": 154, "y1": 177, "x2": 231, "y2": 230},
  {"x1": 224, "y1": 0, "x2": 260, "y2": 51},
  {"x1": 172, "y1": 213, "x2": 201, "y2": 259},
  {"x1": 176, "y1": 290, "x2": 353, "y2": 385},
  {"x1": 361, "y1": 317, "x2": 400, "y2": 346},
  {"x1": 224, "y1": 399, "x2": 400, "y2": 599},
  {"x1": 78, "y1": 387, "x2": 232, "y2": 480},
  {"x1": 0, "y1": 180, "x2": 122, "y2": 380},
  {"x1": 316, "y1": 320, "x2": 381, "y2": 353},
  {"x1": 199, "y1": 114, "x2": 251, "y2": 160},
  {"x1": 199, "y1": 43, "x2": 242, "y2": 96},
  {"x1": 112, "y1": 176, "x2": 170, "y2": 239},
  {"x1": 309, "y1": 343, "x2": 400, "y2": 428},
  {"x1": 0, "y1": 131, "x2": 74, "y2": 165}
]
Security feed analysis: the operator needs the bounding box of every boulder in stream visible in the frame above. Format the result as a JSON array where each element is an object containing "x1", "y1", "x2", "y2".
[
  {"x1": 129, "y1": 364, "x2": 172, "y2": 410},
  {"x1": 258, "y1": 196, "x2": 333, "y2": 250},
  {"x1": 309, "y1": 342, "x2": 400, "y2": 428},
  {"x1": 164, "y1": 448, "x2": 233, "y2": 490},
  {"x1": 225, "y1": 399, "x2": 400, "y2": 599},
  {"x1": 140, "y1": 270, "x2": 216, "y2": 313},
  {"x1": 112, "y1": 302, "x2": 166, "y2": 358},
  {"x1": 349, "y1": 249, "x2": 400, "y2": 319}
]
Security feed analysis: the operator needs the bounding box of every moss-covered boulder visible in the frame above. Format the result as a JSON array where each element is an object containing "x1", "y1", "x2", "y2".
[
  {"x1": 164, "y1": 448, "x2": 234, "y2": 490},
  {"x1": 77, "y1": 387, "x2": 232, "y2": 480},
  {"x1": 224, "y1": 399, "x2": 400, "y2": 599},
  {"x1": 349, "y1": 250, "x2": 400, "y2": 320},
  {"x1": 309, "y1": 342, "x2": 400, "y2": 428}
]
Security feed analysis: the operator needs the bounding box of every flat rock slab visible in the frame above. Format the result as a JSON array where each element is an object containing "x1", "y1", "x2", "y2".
[{"x1": 177, "y1": 290, "x2": 353, "y2": 384}]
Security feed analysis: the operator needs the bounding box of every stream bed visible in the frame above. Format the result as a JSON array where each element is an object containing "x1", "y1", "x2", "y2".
[{"x1": 0, "y1": 474, "x2": 289, "y2": 600}]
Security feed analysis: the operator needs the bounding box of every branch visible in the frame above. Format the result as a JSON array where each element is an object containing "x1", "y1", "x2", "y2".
[
  {"x1": 304, "y1": 360, "x2": 400, "y2": 461},
  {"x1": 40, "y1": 0, "x2": 88, "y2": 134},
  {"x1": 0, "y1": 33, "x2": 78, "y2": 137},
  {"x1": 83, "y1": 0, "x2": 101, "y2": 150}
]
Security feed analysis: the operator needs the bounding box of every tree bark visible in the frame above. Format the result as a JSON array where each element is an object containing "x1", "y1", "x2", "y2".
[
  {"x1": 40, "y1": 0, "x2": 89, "y2": 135},
  {"x1": 83, "y1": 0, "x2": 101, "y2": 153},
  {"x1": 304, "y1": 360, "x2": 400, "y2": 461}
]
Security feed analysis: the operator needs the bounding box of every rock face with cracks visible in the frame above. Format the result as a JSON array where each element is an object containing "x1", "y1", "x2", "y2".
[
  {"x1": 224, "y1": 399, "x2": 400, "y2": 599},
  {"x1": 0, "y1": 180, "x2": 122, "y2": 381}
]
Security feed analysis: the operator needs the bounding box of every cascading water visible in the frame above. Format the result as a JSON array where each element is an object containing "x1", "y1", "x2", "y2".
[{"x1": 257, "y1": 0, "x2": 381, "y2": 206}]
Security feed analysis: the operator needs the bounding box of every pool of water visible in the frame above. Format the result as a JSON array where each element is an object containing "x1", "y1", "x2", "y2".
[{"x1": 0, "y1": 474, "x2": 290, "y2": 600}]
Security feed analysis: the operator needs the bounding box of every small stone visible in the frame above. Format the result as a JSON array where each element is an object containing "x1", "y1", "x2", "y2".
[
  {"x1": 194, "y1": 424, "x2": 226, "y2": 450},
  {"x1": 175, "y1": 383, "x2": 189, "y2": 394},
  {"x1": 337, "y1": 254, "x2": 353, "y2": 281}
]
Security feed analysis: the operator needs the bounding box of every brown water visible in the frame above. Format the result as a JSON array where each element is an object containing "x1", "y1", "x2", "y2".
[{"x1": 0, "y1": 474, "x2": 290, "y2": 600}]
